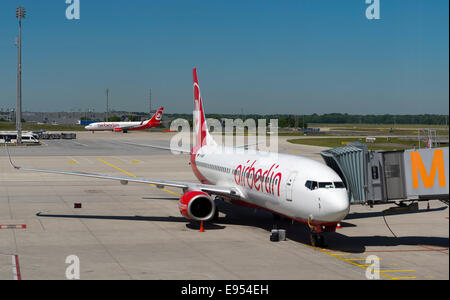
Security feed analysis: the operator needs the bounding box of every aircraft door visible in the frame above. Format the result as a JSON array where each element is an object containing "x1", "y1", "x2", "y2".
[{"x1": 286, "y1": 172, "x2": 297, "y2": 202}]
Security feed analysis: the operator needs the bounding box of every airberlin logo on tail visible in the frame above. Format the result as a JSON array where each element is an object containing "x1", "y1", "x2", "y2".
[
  {"x1": 234, "y1": 160, "x2": 282, "y2": 197},
  {"x1": 155, "y1": 113, "x2": 162, "y2": 121}
]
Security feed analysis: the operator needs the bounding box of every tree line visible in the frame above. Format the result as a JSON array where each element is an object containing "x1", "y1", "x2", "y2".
[{"x1": 164, "y1": 113, "x2": 448, "y2": 128}]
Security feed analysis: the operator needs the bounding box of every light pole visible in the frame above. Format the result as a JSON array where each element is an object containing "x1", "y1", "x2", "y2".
[
  {"x1": 149, "y1": 88, "x2": 152, "y2": 114},
  {"x1": 15, "y1": 6, "x2": 25, "y2": 145},
  {"x1": 106, "y1": 88, "x2": 109, "y2": 122}
]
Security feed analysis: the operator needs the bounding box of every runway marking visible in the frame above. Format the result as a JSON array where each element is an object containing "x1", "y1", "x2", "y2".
[
  {"x1": 131, "y1": 161, "x2": 142, "y2": 164},
  {"x1": 68, "y1": 157, "x2": 80, "y2": 164},
  {"x1": 314, "y1": 248, "x2": 396, "y2": 280},
  {"x1": 98, "y1": 158, "x2": 181, "y2": 197},
  {"x1": 417, "y1": 245, "x2": 449, "y2": 255},
  {"x1": 11, "y1": 255, "x2": 21, "y2": 280},
  {"x1": 379, "y1": 270, "x2": 416, "y2": 273},
  {"x1": 71, "y1": 141, "x2": 89, "y2": 147},
  {"x1": 346, "y1": 258, "x2": 382, "y2": 261},
  {"x1": 308, "y1": 246, "x2": 421, "y2": 280},
  {"x1": 364, "y1": 248, "x2": 448, "y2": 254},
  {"x1": 0, "y1": 224, "x2": 27, "y2": 230}
]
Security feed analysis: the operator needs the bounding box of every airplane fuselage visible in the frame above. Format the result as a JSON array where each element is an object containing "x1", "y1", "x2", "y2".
[
  {"x1": 85, "y1": 121, "x2": 155, "y2": 131},
  {"x1": 191, "y1": 146, "x2": 350, "y2": 225}
]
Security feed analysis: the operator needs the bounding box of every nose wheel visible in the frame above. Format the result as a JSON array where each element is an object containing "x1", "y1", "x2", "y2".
[
  {"x1": 307, "y1": 219, "x2": 326, "y2": 248},
  {"x1": 310, "y1": 232, "x2": 325, "y2": 248}
]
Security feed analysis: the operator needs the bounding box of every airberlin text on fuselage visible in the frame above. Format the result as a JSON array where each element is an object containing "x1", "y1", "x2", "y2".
[
  {"x1": 98, "y1": 123, "x2": 118, "y2": 128},
  {"x1": 234, "y1": 160, "x2": 282, "y2": 196}
]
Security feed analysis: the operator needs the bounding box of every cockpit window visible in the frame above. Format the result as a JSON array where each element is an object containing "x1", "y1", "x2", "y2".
[
  {"x1": 334, "y1": 182, "x2": 346, "y2": 188},
  {"x1": 307, "y1": 181, "x2": 344, "y2": 190},
  {"x1": 305, "y1": 180, "x2": 318, "y2": 190},
  {"x1": 319, "y1": 182, "x2": 333, "y2": 188},
  {"x1": 305, "y1": 181, "x2": 312, "y2": 190}
]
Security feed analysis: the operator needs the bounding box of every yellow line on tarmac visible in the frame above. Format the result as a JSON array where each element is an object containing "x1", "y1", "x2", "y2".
[
  {"x1": 308, "y1": 247, "x2": 396, "y2": 280},
  {"x1": 310, "y1": 247, "x2": 418, "y2": 280},
  {"x1": 98, "y1": 158, "x2": 181, "y2": 197},
  {"x1": 379, "y1": 270, "x2": 416, "y2": 273},
  {"x1": 346, "y1": 258, "x2": 382, "y2": 261}
]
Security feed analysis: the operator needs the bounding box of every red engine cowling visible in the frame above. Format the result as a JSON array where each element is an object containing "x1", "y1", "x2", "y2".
[
  {"x1": 178, "y1": 191, "x2": 216, "y2": 221},
  {"x1": 113, "y1": 127, "x2": 123, "y2": 132}
]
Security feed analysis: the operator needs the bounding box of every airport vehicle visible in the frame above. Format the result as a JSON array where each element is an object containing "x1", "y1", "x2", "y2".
[
  {"x1": 1, "y1": 131, "x2": 39, "y2": 144},
  {"x1": 85, "y1": 107, "x2": 164, "y2": 133},
  {"x1": 7, "y1": 69, "x2": 349, "y2": 247}
]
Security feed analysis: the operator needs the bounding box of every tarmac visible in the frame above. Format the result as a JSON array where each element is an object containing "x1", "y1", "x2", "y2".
[{"x1": 0, "y1": 131, "x2": 448, "y2": 280}]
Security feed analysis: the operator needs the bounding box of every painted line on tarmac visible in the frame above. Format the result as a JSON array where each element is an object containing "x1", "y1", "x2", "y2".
[
  {"x1": 308, "y1": 245, "x2": 419, "y2": 280},
  {"x1": 71, "y1": 140, "x2": 89, "y2": 147},
  {"x1": 11, "y1": 255, "x2": 21, "y2": 280},
  {"x1": 68, "y1": 157, "x2": 79, "y2": 164},
  {"x1": 0, "y1": 224, "x2": 27, "y2": 230},
  {"x1": 98, "y1": 158, "x2": 181, "y2": 197},
  {"x1": 379, "y1": 270, "x2": 416, "y2": 273},
  {"x1": 364, "y1": 248, "x2": 448, "y2": 254},
  {"x1": 417, "y1": 245, "x2": 449, "y2": 255}
]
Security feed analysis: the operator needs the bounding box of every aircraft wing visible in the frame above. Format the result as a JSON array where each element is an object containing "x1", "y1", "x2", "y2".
[
  {"x1": 119, "y1": 141, "x2": 259, "y2": 153},
  {"x1": 5, "y1": 146, "x2": 243, "y2": 199},
  {"x1": 119, "y1": 141, "x2": 191, "y2": 154},
  {"x1": 115, "y1": 124, "x2": 139, "y2": 130}
]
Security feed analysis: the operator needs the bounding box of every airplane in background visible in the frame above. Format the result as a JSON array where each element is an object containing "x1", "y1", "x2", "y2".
[
  {"x1": 85, "y1": 107, "x2": 164, "y2": 133},
  {"x1": 7, "y1": 69, "x2": 349, "y2": 247}
]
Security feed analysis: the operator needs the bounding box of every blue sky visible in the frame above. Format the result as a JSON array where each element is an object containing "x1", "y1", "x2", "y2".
[{"x1": 0, "y1": 0, "x2": 448, "y2": 114}]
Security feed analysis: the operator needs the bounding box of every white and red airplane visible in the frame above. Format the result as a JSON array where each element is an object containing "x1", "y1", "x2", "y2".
[
  {"x1": 7, "y1": 69, "x2": 349, "y2": 247},
  {"x1": 85, "y1": 107, "x2": 164, "y2": 133}
]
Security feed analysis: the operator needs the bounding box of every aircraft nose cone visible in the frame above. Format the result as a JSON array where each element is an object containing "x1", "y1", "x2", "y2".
[
  {"x1": 330, "y1": 195, "x2": 350, "y2": 221},
  {"x1": 321, "y1": 191, "x2": 350, "y2": 222}
]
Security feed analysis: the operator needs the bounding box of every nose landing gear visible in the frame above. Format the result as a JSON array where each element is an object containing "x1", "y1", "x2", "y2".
[
  {"x1": 309, "y1": 228, "x2": 325, "y2": 248},
  {"x1": 307, "y1": 219, "x2": 326, "y2": 248}
]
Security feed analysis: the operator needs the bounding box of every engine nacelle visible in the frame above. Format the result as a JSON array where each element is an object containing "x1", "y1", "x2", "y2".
[
  {"x1": 178, "y1": 191, "x2": 216, "y2": 221},
  {"x1": 113, "y1": 127, "x2": 123, "y2": 132}
]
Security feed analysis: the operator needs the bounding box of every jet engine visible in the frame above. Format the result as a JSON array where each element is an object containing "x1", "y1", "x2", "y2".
[
  {"x1": 113, "y1": 128, "x2": 123, "y2": 132},
  {"x1": 178, "y1": 191, "x2": 216, "y2": 221}
]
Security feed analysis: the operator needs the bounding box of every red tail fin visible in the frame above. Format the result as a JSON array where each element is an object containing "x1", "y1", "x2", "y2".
[
  {"x1": 149, "y1": 107, "x2": 164, "y2": 124},
  {"x1": 193, "y1": 69, "x2": 207, "y2": 147}
]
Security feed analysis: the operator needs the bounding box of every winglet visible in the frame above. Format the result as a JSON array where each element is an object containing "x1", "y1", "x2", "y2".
[{"x1": 4, "y1": 144, "x2": 21, "y2": 170}]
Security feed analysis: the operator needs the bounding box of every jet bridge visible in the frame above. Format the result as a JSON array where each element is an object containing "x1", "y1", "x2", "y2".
[{"x1": 321, "y1": 143, "x2": 449, "y2": 205}]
